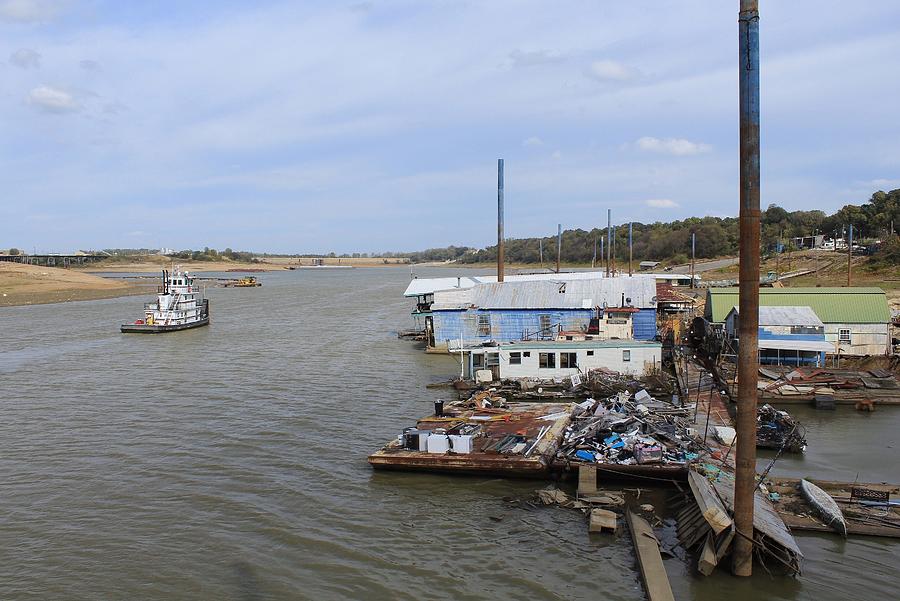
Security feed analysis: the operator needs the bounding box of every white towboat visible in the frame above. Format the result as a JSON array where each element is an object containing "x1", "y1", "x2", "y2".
[
  {"x1": 121, "y1": 267, "x2": 210, "y2": 333},
  {"x1": 800, "y1": 479, "x2": 848, "y2": 536}
]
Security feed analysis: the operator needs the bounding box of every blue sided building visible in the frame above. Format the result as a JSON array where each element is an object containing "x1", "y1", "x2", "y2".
[{"x1": 425, "y1": 277, "x2": 658, "y2": 351}]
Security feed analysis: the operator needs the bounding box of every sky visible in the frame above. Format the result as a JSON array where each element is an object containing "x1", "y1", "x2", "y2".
[{"x1": 2, "y1": 0, "x2": 899, "y2": 254}]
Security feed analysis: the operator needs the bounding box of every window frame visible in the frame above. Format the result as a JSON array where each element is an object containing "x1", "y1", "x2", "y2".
[
  {"x1": 509, "y1": 352, "x2": 522, "y2": 365},
  {"x1": 838, "y1": 328, "x2": 851, "y2": 344},
  {"x1": 538, "y1": 352, "x2": 556, "y2": 369},
  {"x1": 476, "y1": 313, "x2": 491, "y2": 336},
  {"x1": 622, "y1": 349, "x2": 631, "y2": 362},
  {"x1": 560, "y1": 352, "x2": 578, "y2": 369}
]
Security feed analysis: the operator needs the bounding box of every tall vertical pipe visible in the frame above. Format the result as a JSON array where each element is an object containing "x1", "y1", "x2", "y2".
[
  {"x1": 606, "y1": 209, "x2": 612, "y2": 277},
  {"x1": 847, "y1": 224, "x2": 853, "y2": 286},
  {"x1": 628, "y1": 222, "x2": 633, "y2": 276},
  {"x1": 734, "y1": 0, "x2": 760, "y2": 578},
  {"x1": 556, "y1": 224, "x2": 562, "y2": 274},
  {"x1": 691, "y1": 232, "x2": 696, "y2": 289},
  {"x1": 497, "y1": 159, "x2": 505, "y2": 282}
]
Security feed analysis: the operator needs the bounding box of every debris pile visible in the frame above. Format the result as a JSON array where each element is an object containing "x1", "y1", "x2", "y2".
[
  {"x1": 754, "y1": 366, "x2": 900, "y2": 405},
  {"x1": 556, "y1": 390, "x2": 706, "y2": 466},
  {"x1": 757, "y1": 404, "x2": 807, "y2": 452}
]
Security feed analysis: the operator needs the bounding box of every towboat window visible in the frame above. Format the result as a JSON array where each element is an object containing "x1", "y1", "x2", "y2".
[
  {"x1": 839, "y1": 329, "x2": 851, "y2": 344},
  {"x1": 560, "y1": 352, "x2": 577, "y2": 369},
  {"x1": 477, "y1": 314, "x2": 491, "y2": 336},
  {"x1": 539, "y1": 353, "x2": 556, "y2": 369},
  {"x1": 622, "y1": 350, "x2": 631, "y2": 362},
  {"x1": 509, "y1": 352, "x2": 522, "y2": 365},
  {"x1": 472, "y1": 353, "x2": 485, "y2": 368}
]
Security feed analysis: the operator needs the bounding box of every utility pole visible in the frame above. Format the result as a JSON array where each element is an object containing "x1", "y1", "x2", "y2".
[
  {"x1": 734, "y1": 0, "x2": 760, "y2": 578},
  {"x1": 592, "y1": 233, "x2": 598, "y2": 269},
  {"x1": 847, "y1": 224, "x2": 853, "y2": 286},
  {"x1": 606, "y1": 209, "x2": 612, "y2": 277},
  {"x1": 556, "y1": 223, "x2": 562, "y2": 274},
  {"x1": 628, "y1": 222, "x2": 633, "y2": 276},
  {"x1": 497, "y1": 159, "x2": 505, "y2": 282},
  {"x1": 539, "y1": 239, "x2": 544, "y2": 270},
  {"x1": 691, "y1": 232, "x2": 696, "y2": 289}
]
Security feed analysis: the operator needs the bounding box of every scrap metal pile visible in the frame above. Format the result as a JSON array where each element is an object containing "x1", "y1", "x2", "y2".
[
  {"x1": 556, "y1": 390, "x2": 706, "y2": 466},
  {"x1": 756, "y1": 366, "x2": 900, "y2": 404},
  {"x1": 757, "y1": 404, "x2": 807, "y2": 453}
]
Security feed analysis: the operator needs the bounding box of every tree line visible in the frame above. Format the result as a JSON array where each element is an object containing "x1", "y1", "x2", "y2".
[{"x1": 404, "y1": 188, "x2": 900, "y2": 265}]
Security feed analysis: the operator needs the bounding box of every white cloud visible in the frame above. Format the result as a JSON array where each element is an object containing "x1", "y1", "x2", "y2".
[
  {"x1": 79, "y1": 59, "x2": 101, "y2": 72},
  {"x1": 0, "y1": 0, "x2": 63, "y2": 23},
  {"x1": 26, "y1": 85, "x2": 80, "y2": 113},
  {"x1": 522, "y1": 136, "x2": 543, "y2": 147},
  {"x1": 508, "y1": 49, "x2": 565, "y2": 68},
  {"x1": 636, "y1": 136, "x2": 711, "y2": 156},
  {"x1": 868, "y1": 178, "x2": 900, "y2": 189},
  {"x1": 645, "y1": 199, "x2": 679, "y2": 208},
  {"x1": 586, "y1": 59, "x2": 636, "y2": 82},
  {"x1": 551, "y1": 150, "x2": 562, "y2": 160},
  {"x1": 10, "y1": 48, "x2": 41, "y2": 69}
]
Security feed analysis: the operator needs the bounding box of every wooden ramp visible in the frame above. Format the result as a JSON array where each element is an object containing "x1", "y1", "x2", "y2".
[{"x1": 626, "y1": 509, "x2": 676, "y2": 601}]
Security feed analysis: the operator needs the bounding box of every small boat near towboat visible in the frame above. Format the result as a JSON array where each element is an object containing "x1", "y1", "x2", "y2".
[{"x1": 121, "y1": 267, "x2": 209, "y2": 333}]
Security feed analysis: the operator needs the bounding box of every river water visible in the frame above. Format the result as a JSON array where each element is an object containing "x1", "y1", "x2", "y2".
[{"x1": 1, "y1": 266, "x2": 897, "y2": 600}]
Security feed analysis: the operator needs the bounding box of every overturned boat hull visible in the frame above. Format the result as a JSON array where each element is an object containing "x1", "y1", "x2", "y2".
[{"x1": 800, "y1": 478, "x2": 848, "y2": 536}]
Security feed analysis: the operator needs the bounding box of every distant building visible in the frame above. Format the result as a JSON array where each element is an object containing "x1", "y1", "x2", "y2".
[
  {"x1": 639, "y1": 261, "x2": 660, "y2": 270},
  {"x1": 724, "y1": 305, "x2": 832, "y2": 366},
  {"x1": 427, "y1": 277, "x2": 658, "y2": 352},
  {"x1": 705, "y1": 287, "x2": 891, "y2": 356}
]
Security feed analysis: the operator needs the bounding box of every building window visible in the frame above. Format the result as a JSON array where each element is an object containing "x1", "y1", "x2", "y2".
[
  {"x1": 523, "y1": 352, "x2": 531, "y2": 358},
  {"x1": 477, "y1": 314, "x2": 491, "y2": 336},
  {"x1": 560, "y1": 352, "x2": 578, "y2": 369},
  {"x1": 473, "y1": 354, "x2": 485, "y2": 369},
  {"x1": 509, "y1": 352, "x2": 522, "y2": 365},
  {"x1": 622, "y1": 350, "x2": 631, "y2": 362},
  {"x1": 485, "y1": 353, "x2": 500, "y2": 367},
  {"x1": 586, "y1": 350, "x2": 594, "y2": 356},
  {"x1": 839, "y1": 329, "x2": 851, "y2": 344},
  {"x1": 539, "y1": 353, "x2": 556, "y2": 369}
]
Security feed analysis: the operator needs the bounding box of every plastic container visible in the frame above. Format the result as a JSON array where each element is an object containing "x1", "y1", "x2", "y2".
[{"x1": 449, "y1": 434, "x2": 473, "y2": 454}]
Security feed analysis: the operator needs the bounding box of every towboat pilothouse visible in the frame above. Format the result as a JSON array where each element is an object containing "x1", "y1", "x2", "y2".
[{"x1": 121, "y1": 267, "x2": 210, "y2": 333}]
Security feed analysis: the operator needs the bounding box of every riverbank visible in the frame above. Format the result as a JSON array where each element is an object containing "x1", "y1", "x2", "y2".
[{"x1": 0, "y1": 263, "x2": 151, "y2": 307}]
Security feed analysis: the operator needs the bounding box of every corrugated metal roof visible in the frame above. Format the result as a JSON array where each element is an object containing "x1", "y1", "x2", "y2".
[
  {"x1": 707, "y1": 287, "x2": 889, "y2": 324},
  {"x1": 432, "y1": 277, "x2": 658, "y2": 311},
  {"x1": 757, "y1": 339, "x2": 834, "y2": 352},
  {"x1": 403, "y1": 271, "x2": 607, "y2": 297},
  {"x1": 404, "y1": 271, "x2": 696, "y2": 297},
  {"x1": 727, "y1": 305, "x2": 824, "y2": 327}
]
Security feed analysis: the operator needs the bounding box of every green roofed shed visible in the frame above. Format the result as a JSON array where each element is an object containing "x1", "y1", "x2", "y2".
[{"x1": 705, "y1": 287, "x2": 890, "y2": 324}]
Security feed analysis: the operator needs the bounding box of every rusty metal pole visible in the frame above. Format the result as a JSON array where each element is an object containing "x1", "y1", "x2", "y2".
[
  {"x1": 497, "y1": 158, "x2": 505, "y2": 282},
  {"x1": 734, "y1": 0, "x2": 760, "y2": 578},
  {"x1": 556, "y1": 223, "x2": 562, "y2": 274},
  {"x1": 628, "y1": 222, "x2": 633, "y2": 276}
]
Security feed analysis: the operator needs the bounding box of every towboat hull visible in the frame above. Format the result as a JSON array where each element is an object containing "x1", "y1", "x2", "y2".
[{"x1": 121, "y1": 317, "x2": 210, "y2": 333}]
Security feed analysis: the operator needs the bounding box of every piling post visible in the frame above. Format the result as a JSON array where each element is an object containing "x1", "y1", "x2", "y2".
[
  {"x1": 497, "y1": 159, "x2": 505, "y2": 282},
  {"x1": 556, "y1": 224, "x2": 562, "y2": 274},
  {"x1": 847, "y1": 224, "x2": 853, "y2": 286},
  {"x1": 629, "y1": 222, "x2": 633, "y2": 276},
  {"x1": 734, "y1": 0, "x2": 760, "y2": 578}
]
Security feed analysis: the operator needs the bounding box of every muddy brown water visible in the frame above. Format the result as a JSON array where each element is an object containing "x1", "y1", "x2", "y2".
[{"x1": 1, "y1": 267, "x2": 897, "y2": 599}]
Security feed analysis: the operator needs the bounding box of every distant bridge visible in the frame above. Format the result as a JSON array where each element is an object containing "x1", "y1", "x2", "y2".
[{"x1": 0, "y1": 254, "x2": 109, "y2": 267}]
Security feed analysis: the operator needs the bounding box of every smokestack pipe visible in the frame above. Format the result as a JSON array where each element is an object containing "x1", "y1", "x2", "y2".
[
  {"x1": 606, "y1": 209, "x2": 612, "y2": 277},
  {"x1": 556, "y1": 224, "x2": 562, "y2": 274},
  {"x1": 497, "y1": 158, "x2": 504, "y2": 282},
  {"x1": 628, "y1": 222, "x2": 633, "y2": 276},
  {"x1": 734, "y1": 0, "x2": 760, "y2": 578}
]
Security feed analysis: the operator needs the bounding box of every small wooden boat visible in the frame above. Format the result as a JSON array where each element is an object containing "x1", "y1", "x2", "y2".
[{"x1": 800, "y1": 479, "x2": 847, "y2": 536}]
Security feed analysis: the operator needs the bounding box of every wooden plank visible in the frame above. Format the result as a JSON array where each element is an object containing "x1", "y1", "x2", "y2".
[
  {"x1": 697, "y1": 532, "x2": 717, "y2": 576},
  {"x1": 577, "y1": 464, "x2": 597, "y2": 496},
  {"x1": 688, "y1": 471, "x2": 733, "y2": 535},
  {"x1": 626, "y1": 509, "x2": 676, "y2": 601}
]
